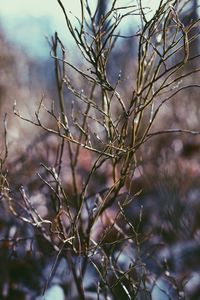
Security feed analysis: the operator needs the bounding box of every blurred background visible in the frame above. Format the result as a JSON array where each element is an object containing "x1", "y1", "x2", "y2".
[
  {"x1": 0, "y1": 1, "x2": 200, "y2": 299},
  {"x1": 0, "y1": 0, "x2": 161, "y2": 153},
  {"x1": 0, "y1": 0, "x2": 159, "y2": 58}
]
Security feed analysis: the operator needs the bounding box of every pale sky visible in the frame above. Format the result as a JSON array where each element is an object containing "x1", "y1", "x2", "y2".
[
  {"x1": 0, "y1": 0, "x2": 159, "y2": 59},
  {"x1": 0, "y1": 0, "x2": 158, "y2": 16}
]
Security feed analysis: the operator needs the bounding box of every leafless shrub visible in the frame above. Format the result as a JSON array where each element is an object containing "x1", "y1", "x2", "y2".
[{"x1": 1, "y1": 0, "x2": 200, "y2": 299}]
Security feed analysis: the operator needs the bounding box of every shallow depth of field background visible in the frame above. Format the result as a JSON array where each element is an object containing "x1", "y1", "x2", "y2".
[{"x1": 0, "y1": 1, "x2": 200, "y2": 299}]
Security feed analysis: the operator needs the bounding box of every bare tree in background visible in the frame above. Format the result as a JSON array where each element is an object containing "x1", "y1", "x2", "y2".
[
  {"x1": 96, "y1": 0, "x2": 107, "y2": 25},
  {"x1": 181, "y1": 0, "x2": 199, "y2": 59}
]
